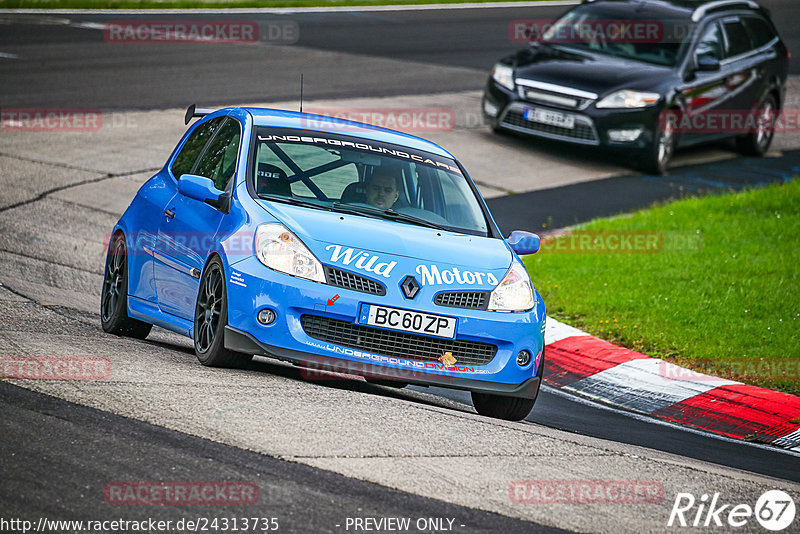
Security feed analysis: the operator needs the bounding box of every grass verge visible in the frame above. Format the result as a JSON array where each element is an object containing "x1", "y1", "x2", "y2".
[
  {"x1": 526, "y1": 179, "x2": 800, "y2": 396},
  {"x1": 0, "y1": 0, "x2": 554, "y2": 10}
]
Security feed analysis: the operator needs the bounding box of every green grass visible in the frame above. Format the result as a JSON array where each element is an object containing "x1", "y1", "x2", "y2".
[
  {"x1": 526, "y1": 180, "x2": 800, "y2": 395},
  {"x1": 0, "y1": 0, "x2": 549, "y2": 10}
]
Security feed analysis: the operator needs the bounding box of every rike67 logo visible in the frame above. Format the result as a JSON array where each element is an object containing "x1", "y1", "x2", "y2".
[{"x1": 668, "y1": 490, "x2": 796, "y2": 531}]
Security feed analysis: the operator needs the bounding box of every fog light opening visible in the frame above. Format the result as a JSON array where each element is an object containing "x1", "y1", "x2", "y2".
[
  {"x1": 483, "y1": 99, "x2": 499, "y2": 117},
  {"x1": 516, "y1": 350, "x2": 532, "y2": 367},
  {"x1": 257, "y1": 309, "x2": 276, "y2": 325},
  {"x1": 608, "y1": 128, "x2": 644, "y2": 143}
]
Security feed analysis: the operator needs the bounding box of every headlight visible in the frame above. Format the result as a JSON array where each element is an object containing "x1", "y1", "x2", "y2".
[
  {"x1": 596, "y1": 90, "x2": 660, "y2": 109},
  {"x1": 254, "y1": 223, "x2": 325, "y2": 283},
  {"x1": 488, "y1": 261, "x2": 534, "y2": 312},
  {"x1": 491, "y1": 63, "x2": 515, "y2": 91}
]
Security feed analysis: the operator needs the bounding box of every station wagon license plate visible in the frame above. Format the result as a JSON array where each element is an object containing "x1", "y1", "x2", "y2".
[
  {"x1": 524, "y1": 107, "x2": 575, "y2": 129},
  {"x1": 359, "y1": 304, "x2": 456, "y2": 339}
]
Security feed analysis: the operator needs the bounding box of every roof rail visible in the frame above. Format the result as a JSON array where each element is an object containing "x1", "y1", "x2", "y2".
[
  {"x1": 184, "y1": 104, "x2": 214, "y2": 125},
  {"x1": 692, "y1": 0, "x2": 759, "y2": 21}
]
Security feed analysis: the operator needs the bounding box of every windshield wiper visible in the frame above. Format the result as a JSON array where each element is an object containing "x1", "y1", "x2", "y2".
[
  {"x1": 331, "y1": 202, "x2": 445, "y2": 230},
  {"x1": 258, "y1": 194, "x2": 332, "y2": 211}
]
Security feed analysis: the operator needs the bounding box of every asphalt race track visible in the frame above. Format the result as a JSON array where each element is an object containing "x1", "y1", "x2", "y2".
[
  {"x1": 1, "y1": 2, "x2": 799, "y2": 533},
  {"x1": 0, "y1": 382, "x2": 558, "y2": 533},
  {"x1": 0, "y1": 0, "x2": 796, "y2": 109}
]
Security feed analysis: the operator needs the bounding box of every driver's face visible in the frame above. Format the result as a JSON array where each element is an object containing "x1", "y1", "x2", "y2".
[{"x1": 366, "y1": 174, "x2": 399, "y2": 210}]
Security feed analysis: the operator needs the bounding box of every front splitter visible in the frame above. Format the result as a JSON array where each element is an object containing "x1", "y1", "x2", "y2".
[{"x1": 224, "y1": 326, "x2": 541, "y2": 399}]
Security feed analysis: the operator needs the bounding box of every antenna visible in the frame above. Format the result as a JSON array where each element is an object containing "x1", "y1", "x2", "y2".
[{"x1": 299, "y1": 73, "x2": 304, "y2": 113}]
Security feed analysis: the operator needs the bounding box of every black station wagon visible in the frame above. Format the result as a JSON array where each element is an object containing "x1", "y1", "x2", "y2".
[{"x1": 483, "y1": 0, "x2": 789, "y2": 173}]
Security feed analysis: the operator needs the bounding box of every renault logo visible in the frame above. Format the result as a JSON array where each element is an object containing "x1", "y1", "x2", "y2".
[{"x1": 401, "y1": 276, "x2": 420, "y2": 299}]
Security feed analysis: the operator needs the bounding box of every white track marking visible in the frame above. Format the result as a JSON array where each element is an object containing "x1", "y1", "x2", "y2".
[
  {"x1": 542, "y1": 384, "x2": 800, "y2": 458},
  {"x1": 774, "y1": 429, "x2": 800, "y2": 449},
  {"x1": 566, "y1": 358, "x2": 740, "y2": 413},
  {"x1": 544, "y1": 316, "x2": 587, "y2": 345}
]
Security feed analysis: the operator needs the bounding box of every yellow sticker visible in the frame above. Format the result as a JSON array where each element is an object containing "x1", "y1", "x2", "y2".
[{"x1": 439, "y1": 351, "x2": 457, "y2": 368}]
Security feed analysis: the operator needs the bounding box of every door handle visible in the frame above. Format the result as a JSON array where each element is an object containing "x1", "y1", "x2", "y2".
[{"x1": 164, "y1": 209, "x2": 175, "y2": 219}]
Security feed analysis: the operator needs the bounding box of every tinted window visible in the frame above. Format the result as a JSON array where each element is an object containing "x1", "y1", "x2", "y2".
[
  {"x1": 194, "y1": 119, "x2": 241, "y2": 192},
  {"x1": 695, "y1": 23, "x2": 724, "y2": 61},
  {"x1": 258, "y1": 142, "x2": 358, "y2": 198},
  {"x1": 253, "y1": 129, "x2": 489, "y2": 236},
  {"x1": 723, "y1": 20, "x2": 753, "y2": 57},
  {"x1": 742, "y1": 17, "x2": 776, "y2": 49},
  {"x1": 540, "y1": 5, "x2": 692, "y2": 66},
  {"x1": 170, "y1": 117, "x2": 223, "y2": 180}
]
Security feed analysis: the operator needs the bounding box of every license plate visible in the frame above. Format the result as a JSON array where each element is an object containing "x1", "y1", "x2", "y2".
[
  {"x1": 524, "y1": 107, "x2": 575, "y2": 129},
  {"x1": 358, "y1": 304, "x2": 456, "y2": 339}
]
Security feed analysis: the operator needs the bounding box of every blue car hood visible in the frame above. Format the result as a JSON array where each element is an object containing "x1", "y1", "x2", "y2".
[{"x1": 257, "y1": 200, "x2": 513, "y2": 288}]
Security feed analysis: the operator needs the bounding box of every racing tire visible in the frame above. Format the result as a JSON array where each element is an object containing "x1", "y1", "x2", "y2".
[
  {"x1": 640, "y1": 110, "x2": 676, "y2": 175},
  {"x1": 100, "y1": 233, "x2": 152, "y2": 339},
  {"x1": 471, "y1": 392, "x2": 535, "y2": 421},
  {"x1": 736, "y1": 94, "x2": 777, "y2": 157},
  {"x1": 193, "y1": 257, "x2": 252, "y2": 368}
]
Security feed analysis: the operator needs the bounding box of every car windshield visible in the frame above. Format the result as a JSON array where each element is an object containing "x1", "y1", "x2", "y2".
[
  {"x1": 540, "y1": 6, "x2": 693, "y2": 67},
  {"x1": 251, "y1": 127, "x2": 490, "y2": 236}
]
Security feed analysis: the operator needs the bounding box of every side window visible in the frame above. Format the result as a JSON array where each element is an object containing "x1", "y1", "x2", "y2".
[
  {"x1": 695, "y1": 22, "x2": 724, "y2": 62},
  {"x1": 170, "y1": 117, "x2": 223, "y2": 180},
  {"x1": 722, "y1": 20, "x2": 753, "y2": 58},
  {"x1": 194, "y1": 119, "x2": 242, "y2": 192},
  {"x1": 742, "y1": 17, "x2": 776, "y2": 49}
]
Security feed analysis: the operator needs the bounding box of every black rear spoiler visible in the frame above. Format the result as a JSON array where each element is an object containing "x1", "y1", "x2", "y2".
[{"x1": 184, "y1": 104, "x2": 214, "y2": 125}]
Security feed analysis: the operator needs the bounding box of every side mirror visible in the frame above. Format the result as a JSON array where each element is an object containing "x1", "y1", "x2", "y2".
[
  {"x1": 178, "y1": 174, "x2": 223, "y2": 207},
  {"x1": 507, "y1": 230, "x2": 540, "y2": 255},
  {"x1": 696, "y1": 55, "x2": 721, "y2": 72}
]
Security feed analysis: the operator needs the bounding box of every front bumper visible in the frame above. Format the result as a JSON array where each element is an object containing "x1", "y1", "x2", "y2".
[
  {"x1": 225, "y1": 326, "x2": 542, "y2": 399},
  {"x1": 224, "y1": 256, "x2": 546, "y2": 398},
  {"x1": 483, "y1": 78, "x2": 661, "y2": 150}
]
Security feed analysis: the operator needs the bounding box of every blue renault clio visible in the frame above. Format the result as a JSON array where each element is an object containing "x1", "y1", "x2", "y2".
[{"x1": 101, "y1": 106, "x2": 545, "y2": 420}]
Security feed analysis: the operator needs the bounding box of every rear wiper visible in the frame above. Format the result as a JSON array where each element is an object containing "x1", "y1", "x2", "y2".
[
  {"x1": 331, "y1": 202, "x2": 445, "y2": 230},
  {"x1": 258, "y1": 194, "x2": 331, "y2": 211}
]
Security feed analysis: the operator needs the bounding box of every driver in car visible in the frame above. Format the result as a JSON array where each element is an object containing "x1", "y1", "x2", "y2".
[{"x1": 365, "y1": 167, "x2": 400, "y2": 210}]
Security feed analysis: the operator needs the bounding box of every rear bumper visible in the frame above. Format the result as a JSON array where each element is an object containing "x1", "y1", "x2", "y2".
[{"x1": 225, "y1": 325, "x2": 542, "y2": 399}]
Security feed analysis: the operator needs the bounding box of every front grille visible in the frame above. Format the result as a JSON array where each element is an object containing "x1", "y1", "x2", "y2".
[
  {"x1": 434, "y1": 291, "x2": 489, "y2": 310},
  {"x1": 502, "y1": 109, "x2": 598, "y2": 143},
  {"x1": 325, "y1": 266, "x2": 386, "y2": 296},
  {"x1": 301, "y1": 315, "x2": 497, "y2": 366},
  {"x1": 523, "y1": 88, "x2": 594, "y2": 110}
]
